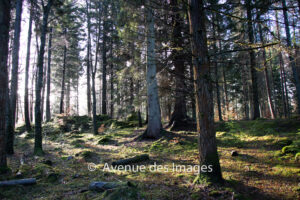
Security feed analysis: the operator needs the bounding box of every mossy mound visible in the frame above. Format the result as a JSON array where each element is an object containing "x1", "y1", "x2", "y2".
[{"x1": 98, "y1": 135, "x2": 113, "y2": 145}]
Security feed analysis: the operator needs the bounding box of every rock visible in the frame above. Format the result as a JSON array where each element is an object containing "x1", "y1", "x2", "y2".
[{"x1": 231, "y1": 151, "x2": 238, "y2": 157}]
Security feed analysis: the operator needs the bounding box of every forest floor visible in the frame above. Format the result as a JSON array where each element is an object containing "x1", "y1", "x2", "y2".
[{"x1": 0, "y1": 116, "x2": 300, "y2": 200}]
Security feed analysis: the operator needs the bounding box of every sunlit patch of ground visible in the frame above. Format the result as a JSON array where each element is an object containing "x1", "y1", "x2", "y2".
[{"x1": 0, "y1": 118, "x2": 299, "y2": 199}]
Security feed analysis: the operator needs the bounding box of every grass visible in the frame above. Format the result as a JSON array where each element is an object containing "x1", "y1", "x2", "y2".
[{"x1": 1, "y1": 118, "x2": 299, "y2": 199}]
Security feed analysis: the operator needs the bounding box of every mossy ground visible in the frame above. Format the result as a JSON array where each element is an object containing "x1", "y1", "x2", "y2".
[{"x1": 0, "y1": 117, "x2": 299, "y2": 199}]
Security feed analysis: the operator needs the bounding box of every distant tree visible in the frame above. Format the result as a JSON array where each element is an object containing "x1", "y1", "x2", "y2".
[
  {"x1": 45, "y1": 27, "x2": 53, "y2": 122},
  {"x1": 34, "y1": 0, "x2": 53, "y2": 155},
  {"x1": 24, "y1": 2, "x2": 33, "y2": 130}
]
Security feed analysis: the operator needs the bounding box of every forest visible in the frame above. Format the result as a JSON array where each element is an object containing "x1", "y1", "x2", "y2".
[{"x1": 0, "y1": 0, "x2": 300, "y2": 199}]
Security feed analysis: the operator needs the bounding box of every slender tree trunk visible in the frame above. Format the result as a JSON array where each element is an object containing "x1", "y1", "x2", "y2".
[
  {"x1": 110, "y1": 40, "x2": 114, "y2": 118},
  {"x1": 24, "y1": 5, "x2": 33, "y2": 131},
  {"x1": 246, "y1": 0, "x2": 260, "y2": 120},
  {"x1": 41, "y1": 61, "x2": 47, "y2": 120},
  {"x1": 86, "y1": 0, "x2": 91, "y2": 117},
  {"x1": 66, "y1": 79, "x2": 70, "y2": 115},
  {"x1": 188, "y1": 0, "x2": 222, "y2": 181},
  {"x1": 282, "y1": 0, "x2": 300, "y2": 114},
  {"x1": 275, "y1": 11, "x2": 288, "y2": 117},
  {"x1": 46, "y1": 27, "x2": 52, "y2": 122},
  {"x1": 92, "y1": 72, "x2": 97, "y2": 134},
  {"x1": 102, "y1": 3, "x2": 108, "y2": 115},
  {"x1": 223, "y1": 65, "x2": 229, "y2": 115},
  {"x1": 0, "y1": 0, "x2": 11, "y2": 171},
  {"x1": 242, "y1": 63, "x2": 250, "y2": 120},
  {"x1": 190, "y1": 64, "x2": 196, "y2": 120},
  {"x1": 130, "y1": 77, "x2": 134, "y2": 111},
  {"x1": 212, "y1": 15, "x2": 222, "y2": 121},
  {"x1": 34, "y1": 0, "x2": 53, "y2": 155},
  {"x1": 143, "y1": 1, "x2": 162, "y2": 138},
  {"x1": 59, "y1": 29, "x2": 67, "y2": 114},
  {"x1": 6, "y1": 0, "x2": 23, "y2": 154},
  {"x1": 258, "y1": 23, "x2": 276, "y2": 119}
]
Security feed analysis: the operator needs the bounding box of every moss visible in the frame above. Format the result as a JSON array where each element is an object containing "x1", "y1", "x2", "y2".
[
  {"x1": 295, "y1": 152, "x2": 300, "y2": 160},
  {"x1": 100, "y1": 186, "x2": 140, "y2": 200},
  {"x1": 33, "y1": 163, "x2": 52, "y2": 178},
  {"x1": 282, "y1": 145, "x2": 299, "y2": 154},
  {"x1": 46, "y1": 173, "x2": 60, "y2": 183},
  {"x1": 70, "y1": 139, "x2": 85, "y2": 148},
  {"x1": 98, "y1": 135, "x2": 113, "y2": 145},
  {"x1": 18, "y1": 164, "x2": 32, "y2": 176}
]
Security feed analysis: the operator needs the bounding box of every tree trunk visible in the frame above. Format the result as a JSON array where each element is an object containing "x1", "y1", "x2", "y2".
[
  {"x1": 34, "y1": 0, "x2": 53, "y2": 155},
  {"x1": 275, "y1": 11, "x2": 288, "y2": 118},
  {"x1": 143, "y1": 1, "x2": 162, "y2": 138},
  {"x1": 246, "y1": 0, "x2": 260, "y2": 120},
  {"x1": 110, "y1": 40, "x2": 114, "y2": 118},
  {"x1": 24, "y1": 4, "x2": 33, "y2": 131},
  {"x1": 282, "y1": 0, "x2": 300, "y2": 114},
  {"x1": 6, "y1": 0, "x2": 23, "y2": 154},
  {"x1": 46, "y1": 27, "x2": 52, "y2": 122},
  {"x1": 92, "y1": 72, "x2": 97, "y2": 134},
  {"x1": 167, "y1": 0, "x2": 189, "y2": 130},
  {"x1": 258, "y1": 23, "x2": 276, "y2": 119},
  {"x1": 187, "y1": 0, "x2": 222, "y2": 182},
  {"x1": 102, "y1": 5, "x2": 108, "y2": 115},
  {"x1": 66, "y1": 79, "x2": 70, "y2": 115},
  {"x1": 86, "y1": 0, "x2": 91, "y2": 117},
  {"x1": 212, "y1": 14, "x2": 222, "y2": 121},
  {"x1": 41, "y1": 60, "x2": 47, "y2": 120},
  {"x1": 0, "y1": 0, "x2": 11, "y2": 171},
  {"x1": 59, "y1": 29, "x2": 67, "y2": 114}
]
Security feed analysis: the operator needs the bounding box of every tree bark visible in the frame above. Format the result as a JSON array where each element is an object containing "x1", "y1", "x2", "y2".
[
  {"x1": 59, "y1": 29, "x2": 67, "y2": 114},
  {"x1": 246, "y1": 0, "x2": 260, "y2": 120},
  {"x1": 102, "y1": 3, "x2": 108, "y2": 115},
  {"x1": 86, "y1": 0, "x2": 91, "y2": 117},
  {"x1": 143, "y1": 1, "x2": 162, "y2": 138},
  {"x1": 0, "y1": 0, "x2": 11, "y2": 171},
  {"x1": 282, "y1": 0, "x2": 300, "y2": 114},
  {"x1": 110, "y1": 39, "x2": 114, "y2": 118},
  {"x1": 34, "y1": 0, "x2": 53, "y2": 155},
  {"x1": 46, "y1": 27, "x2": 52, "y2": 122},
  {"x1": 212, "y1": 14, "x2": 223, "y2": 122},
  {"x1": 167, "y1": 0, "x2": 189, "y2": 130},
  {"x1": 258, "y1": 23, "x2": 276, "y2": 119},
  {"x1": 188, "y1": 0, "x2": 222, "y2": 181},
  {"x1": 6, "y1": 0, "x2": 23, "y2": 154},
  {"x1": 24, "y1": 4, "x2": 33, "y2": 131}
]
